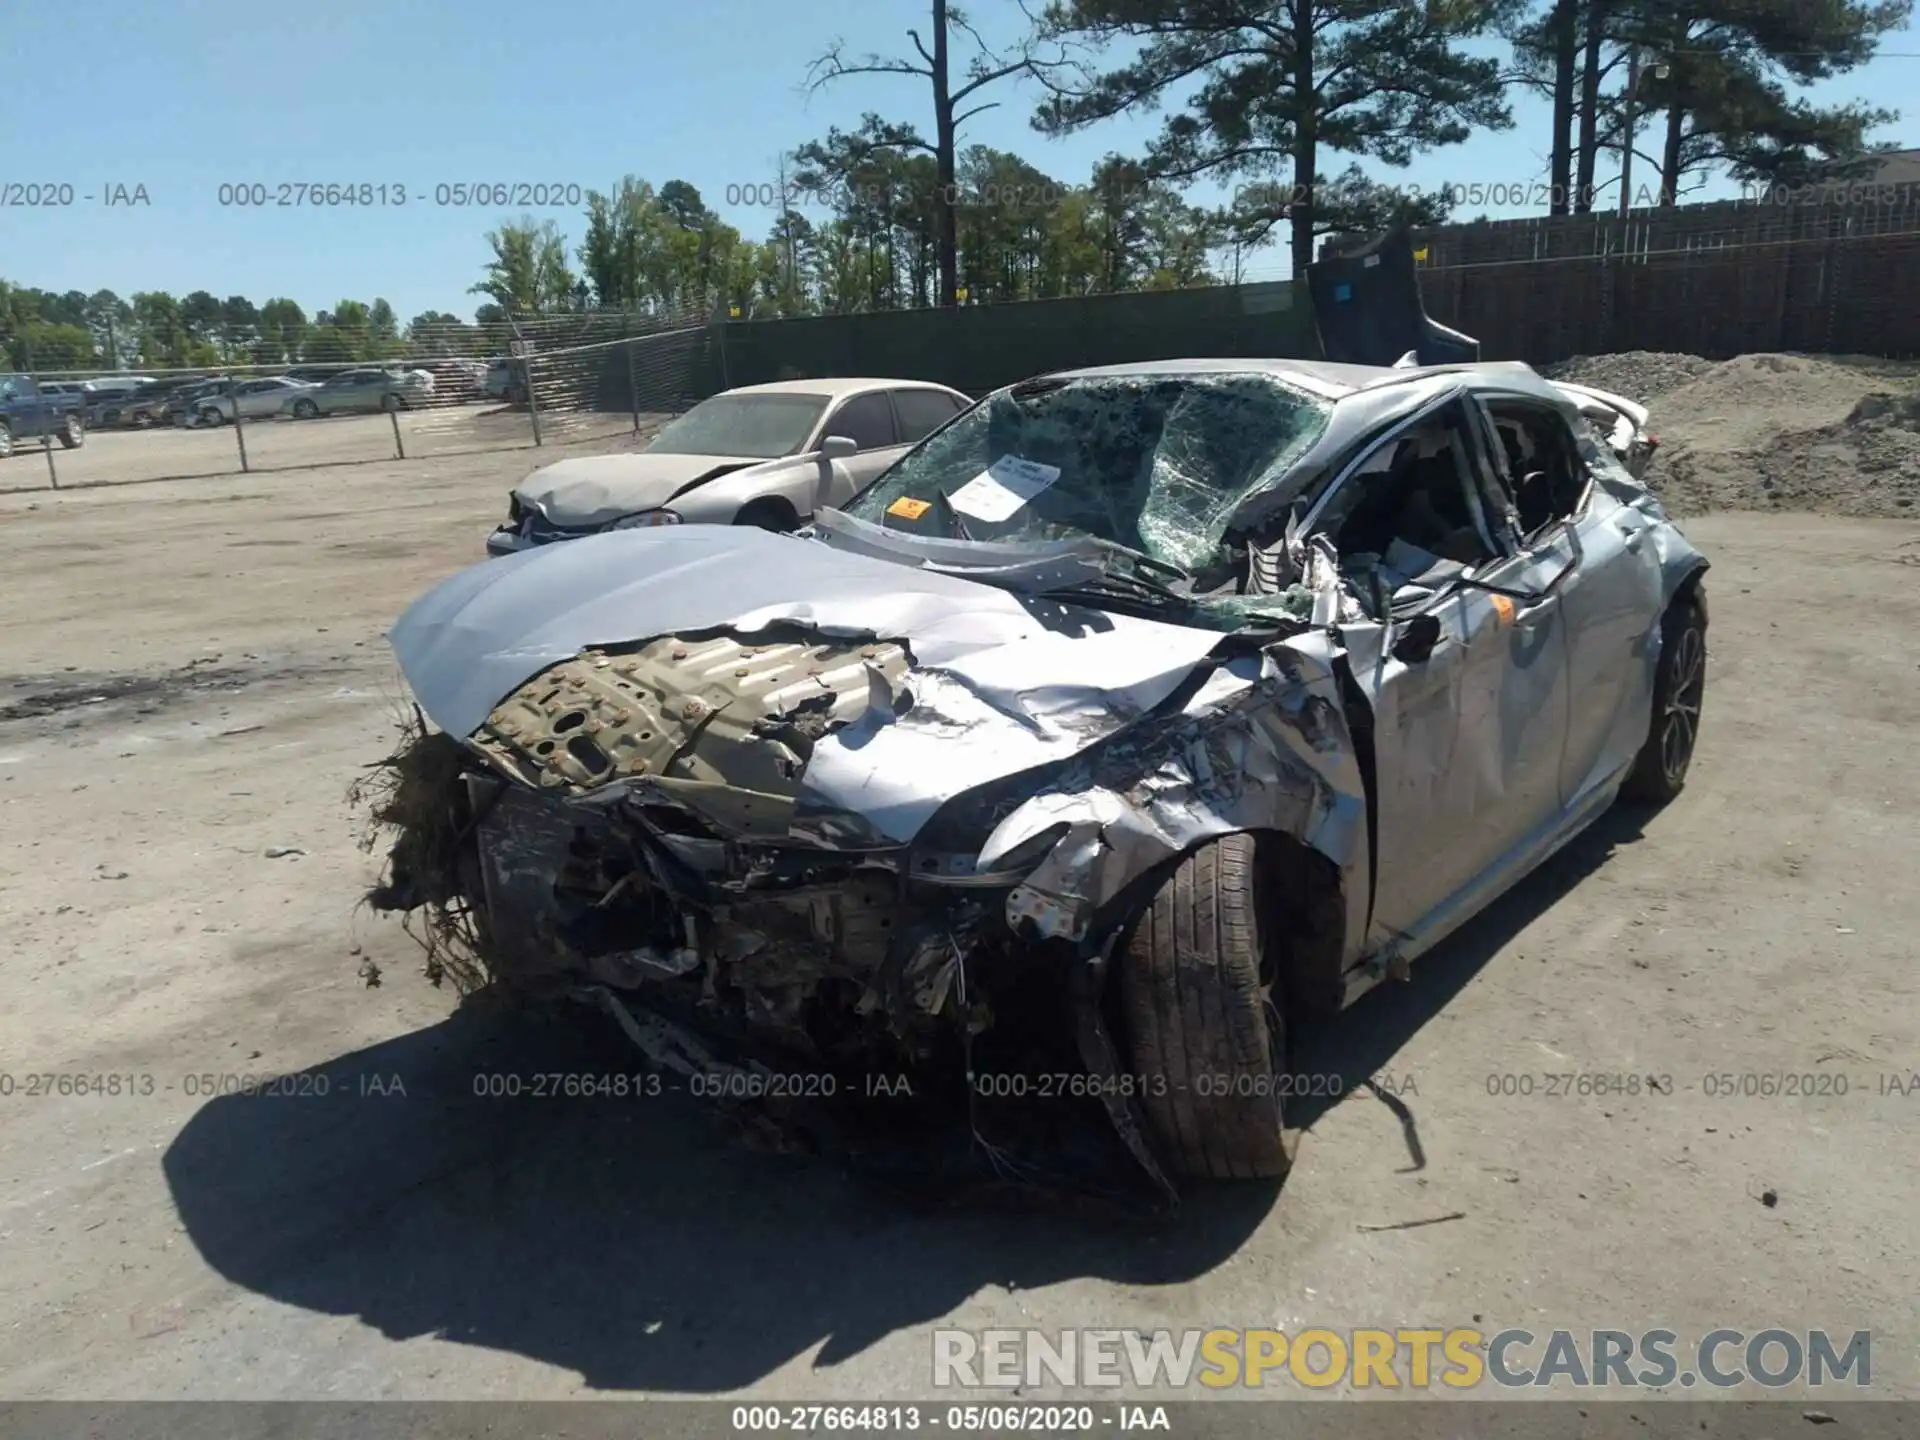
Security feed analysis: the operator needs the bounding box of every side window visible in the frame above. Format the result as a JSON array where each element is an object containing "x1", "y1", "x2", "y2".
[
  {"x1": 824, "y1": 392, "x2": 897, "y2": 450},
  {"x1": 1316, "y1": 403, "x2": 1499, "y2": 569},
  {"x1": 890, "y1": 388, "x2": 964, "y2": 444},
  {"x1": 1486, "y1": 402, "x2": 1588, "y2": 535}
]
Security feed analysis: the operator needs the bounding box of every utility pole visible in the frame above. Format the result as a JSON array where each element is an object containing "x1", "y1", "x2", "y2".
[{"x1": 1618, "y1": 45, "x2": 1640, "y2": 218}]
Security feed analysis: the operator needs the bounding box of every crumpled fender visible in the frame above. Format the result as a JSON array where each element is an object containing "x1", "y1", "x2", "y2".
[
  {"x1": 976, "y1": 643, "x2": 1369, "y2": 945},
  {"x1": 1578, "y1": 423, "x2": 1710, "y2": 610}
]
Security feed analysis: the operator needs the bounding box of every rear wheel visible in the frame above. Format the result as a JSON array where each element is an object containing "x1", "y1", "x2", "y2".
[
  {"x1": 1622, "y1": 586, "x2": 1707, "y2": 803},
  {"x1": 58, "y1": 412, "x2": 84, "y2": 449},
  {"x1": 293, "y1": 398, "x2": 318, "y2": 420},
  {"x1": 0, "y1": 421, "x2": 13, "y2": 458},
  {"x1": 1118, "y1": 834, "x2": 1293, "y2": 1181}
]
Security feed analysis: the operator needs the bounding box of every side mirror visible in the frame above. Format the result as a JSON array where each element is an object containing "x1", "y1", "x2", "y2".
[
  {"x1": 1391, "y1": 612, "x2": 1443, "y2": 664},
  {"x1": 820, "y1": 434, "x2": 858, "y2": 460}
]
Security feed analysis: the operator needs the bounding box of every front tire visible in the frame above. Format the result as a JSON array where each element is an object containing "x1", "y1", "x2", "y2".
[
  {"x1": 0, "y1": 421, "x2": 13, "y2": 458},
  {"x1": 1118, "y1": 833, "x2": 1293, "y2": 1181},
  {"x1": 1622, "y1": 585, "x2": 1707, "y2": 803},
  {"x1": 293, "y1": 398, "x2": 319, "y2": 420}
]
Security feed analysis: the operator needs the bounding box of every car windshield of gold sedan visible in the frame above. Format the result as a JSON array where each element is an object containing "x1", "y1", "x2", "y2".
[
  {"x1": 647, "y1": 393, "x2": 830, "y2": 459},
  {"x1": 842, "y1": 372, "x2": 1332, "y2": 572}
]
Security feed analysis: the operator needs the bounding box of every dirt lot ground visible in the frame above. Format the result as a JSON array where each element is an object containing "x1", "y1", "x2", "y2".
[{"x1": 0, "y1": 429, "x2": 1916, "y2": 1405}]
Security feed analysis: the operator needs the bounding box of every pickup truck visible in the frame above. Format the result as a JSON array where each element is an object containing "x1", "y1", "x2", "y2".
[{"x1": 0, "y1": 374, "x2": 86, "y2": 458}]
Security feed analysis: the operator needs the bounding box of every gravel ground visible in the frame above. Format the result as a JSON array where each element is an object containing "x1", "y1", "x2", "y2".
[
  {"x1": 1546, "y1": 350, "x2": 1920, "y2": 518},
  {"x1": 0, "y1": 437, "x2": 1916, "y2": 1404}
]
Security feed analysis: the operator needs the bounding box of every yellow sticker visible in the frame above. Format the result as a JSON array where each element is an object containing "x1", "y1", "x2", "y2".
[
  {"x1": 1490, "y1": 594, "x2": 1516, "y2": 626},
  {"x1": 887, "y1": 496, "x2": 933, "y2": 520}
]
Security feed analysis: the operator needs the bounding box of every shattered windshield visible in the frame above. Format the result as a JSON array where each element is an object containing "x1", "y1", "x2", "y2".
[
  {"x1": 843, "y1": 372, "x2": 1331, "y2": 572},
  {"x1": 647, "y1": 393, "x2": 829, "y2": 459}
]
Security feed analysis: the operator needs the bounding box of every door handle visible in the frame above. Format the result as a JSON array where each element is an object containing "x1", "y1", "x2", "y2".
[{"x1": 1614, "y1": 519, "x2": 1647, "y2": 551}]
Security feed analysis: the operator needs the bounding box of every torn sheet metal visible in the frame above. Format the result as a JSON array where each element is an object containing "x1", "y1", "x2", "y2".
[
  {"x1": 978, "y1": 643, "x2": 1369, "y2": 944},
  {"x1": 393, "y1": 526, "x2": 1217, "y2": 746},
  {"x1": 799, "y1": 618, "x2": 1228, "y2": 844},
  {"x1": 1572, "y1": 419, "x2": 1709, "y2": 607},
  {"x1": 390, "y1": 524, "x2": 1230, "y2": 847}
]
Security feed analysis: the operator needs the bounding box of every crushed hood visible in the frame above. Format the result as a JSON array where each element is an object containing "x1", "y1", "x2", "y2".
[
  {"x1": 513, "y1": 452, "x2": 772, "y2": 526},
  {"x1": 389, "y1": 526, "x2": 1233, "y2": 844}
]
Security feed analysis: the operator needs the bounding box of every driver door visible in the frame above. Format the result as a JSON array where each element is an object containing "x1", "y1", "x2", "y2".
[{"x1": 1313, "y1": 397, "x2": 1573, "y2": 953}]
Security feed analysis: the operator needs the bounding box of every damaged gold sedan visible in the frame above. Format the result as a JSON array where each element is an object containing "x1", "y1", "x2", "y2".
[{"x1": 367, "y1": 358, "x2": 1708, "y2": 1194}]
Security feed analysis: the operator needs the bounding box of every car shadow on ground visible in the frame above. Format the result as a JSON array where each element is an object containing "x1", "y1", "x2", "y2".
[
  {"x1": 163, "y1": 802, "x2": 1653, "y2": 1393},
  {"x1": 162, "y1": 996, "x2": 1275, "y2": 1392},
  {"x1": 1287, "y1": 801, "x2": 1656, "y2": 1151}
]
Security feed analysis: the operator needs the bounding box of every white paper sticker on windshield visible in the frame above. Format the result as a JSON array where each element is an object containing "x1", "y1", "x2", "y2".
[{"x1": 947, "y1": 456, "x2": 1062, "y2": 523}]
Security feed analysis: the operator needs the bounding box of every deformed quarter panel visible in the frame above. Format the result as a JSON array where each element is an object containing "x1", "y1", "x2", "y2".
[{"x1": 1565, "y1": 413, "x2": 1711, "y2": 798}]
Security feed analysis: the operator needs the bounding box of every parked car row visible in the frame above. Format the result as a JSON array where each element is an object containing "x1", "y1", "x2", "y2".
[
  {"x1": 177, "y1": 368, "x2": 438, "y2": 424},
  {"x1": 12, "y1": 364, "x2": 491, "y2": 436}
]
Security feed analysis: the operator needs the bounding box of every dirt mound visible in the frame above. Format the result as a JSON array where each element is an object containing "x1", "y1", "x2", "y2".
[
  {"x1": 1543, "y1": 350, "x2": 1719, "y2": 401},
  {"x1": 1550, "y1": 351, "x2": 1920, "y2": 518}
]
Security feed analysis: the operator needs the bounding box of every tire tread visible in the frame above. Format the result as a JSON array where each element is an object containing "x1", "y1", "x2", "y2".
[{"x1": 1120, "y1": 834, "x2": 1290, "y2": 1181}]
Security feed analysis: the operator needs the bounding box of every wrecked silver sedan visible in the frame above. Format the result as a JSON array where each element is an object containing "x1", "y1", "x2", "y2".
[{"x1": 367, "y1": 358, "x2": 1708, "y2": 1188}]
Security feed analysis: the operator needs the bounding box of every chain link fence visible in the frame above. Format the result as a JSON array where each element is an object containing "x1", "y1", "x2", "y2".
[
  {"x1": 519, "y1": 317, "x2": 721, "y2": 453},
  {"x1": 0, "y1": 304, "x2": 717, "y2": 492}
]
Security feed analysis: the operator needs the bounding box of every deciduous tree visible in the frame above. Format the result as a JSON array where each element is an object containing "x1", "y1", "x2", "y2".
[{"x1": 807, "y1": 1, "x2": 1081, "y2": 306}]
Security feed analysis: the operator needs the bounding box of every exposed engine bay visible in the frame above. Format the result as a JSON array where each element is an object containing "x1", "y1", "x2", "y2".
[{"x1": 362, "y1": 619, "x2": 1228, "y2": 1205}]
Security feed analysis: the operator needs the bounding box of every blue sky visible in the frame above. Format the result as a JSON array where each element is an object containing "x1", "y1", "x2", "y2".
[{"x1": 2, "y1": 0, "x2": 1914, "y2": 320}]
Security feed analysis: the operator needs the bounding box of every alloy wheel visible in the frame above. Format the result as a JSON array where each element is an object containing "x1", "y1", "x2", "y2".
[{"x1": 1659, "y1": 624, "x2": 1705, "y2": 786}]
